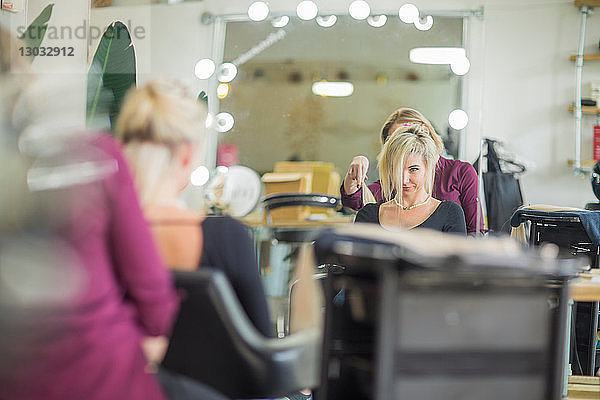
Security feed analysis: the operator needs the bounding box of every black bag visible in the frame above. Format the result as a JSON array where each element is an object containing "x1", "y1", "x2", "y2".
[{"x1": 477, "y1": 139, "x2": 524, "y2": 233}]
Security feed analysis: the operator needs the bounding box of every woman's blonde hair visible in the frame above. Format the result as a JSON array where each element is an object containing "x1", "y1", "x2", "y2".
[
  {"x1": 380, "y1": 108, "x2": 444, "y2": 155},
  {"x1": 116, "y1": 78, "x2": 206, "y2": 205},
  {"x1": 378, "y1": 125, "x2": 440, "y2": 205}
]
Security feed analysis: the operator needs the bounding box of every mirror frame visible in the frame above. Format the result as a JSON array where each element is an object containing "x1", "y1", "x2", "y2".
[{"x1": 202, "y1": 8, "x2": 483, "y2": 171}]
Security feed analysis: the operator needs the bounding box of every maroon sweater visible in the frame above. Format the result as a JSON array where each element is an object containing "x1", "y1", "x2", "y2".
[{"x1": 341, "y1": 156, "x2": 484, "y2": 235}]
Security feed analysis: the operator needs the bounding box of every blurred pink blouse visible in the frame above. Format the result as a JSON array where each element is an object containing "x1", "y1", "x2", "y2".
[{"x1": 1, "y1": 134, "x2": 178, "y2": 400}]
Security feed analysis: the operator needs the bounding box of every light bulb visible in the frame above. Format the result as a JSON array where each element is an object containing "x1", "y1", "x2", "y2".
[
  {"x1": 217, "y1": 62, "x2": 238, "y2": 83},
  {"x1": 414, "y1": 15, "x2": 433, "y2": 31},
  {"x1": 248, "y1": 1, "x2": 269, "y2": 22},
  {"x1": 296, "y1": 1, "x2": 318, "y2": 20},
  {"x1": 451, "y1": 57, "x2": 470, "y2": 75},
  {"x1": 398, "y1": 3, "x2": 419, "y2": 24},
  {"x1": 367, "y1": 15, "x2": 387, "y2": 28},
  {"x1": 272, "y1": 15, "x2": 289, "y2": 27},
  {"x1": 349, "y1": 0, "x2": 370, "y2": 20},
  {"x1": 217, "y1": 83, "x2": 230, "y2": 99},
  {"x1": 316, "y1": 15, "x2": 337, "y2": 28},
  {"x1": 215, "y1": 112, "x2": 235, "y2": 133},
  {"x1": 190, "y1": 166, "x2": 210, "y2": 186},
  {"x1": 194, "y1": 58, "x2": 215, "y2": 79},
  {"x1": 448, "y1": 109, "x2": 468, "y2": 130}
]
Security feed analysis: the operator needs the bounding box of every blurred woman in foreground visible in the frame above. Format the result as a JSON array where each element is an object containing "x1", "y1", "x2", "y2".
[
  {"x1": 117, "y1": 79, "x2": 272, "y2": 337},
  {"x1": 0, "y1": 27, "x2": 179, "y2": 400}
]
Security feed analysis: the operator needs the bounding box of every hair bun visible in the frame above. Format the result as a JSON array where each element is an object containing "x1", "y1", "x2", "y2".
[{"x1": 401, "y1": 122, "x2": 430, "y2": 136}]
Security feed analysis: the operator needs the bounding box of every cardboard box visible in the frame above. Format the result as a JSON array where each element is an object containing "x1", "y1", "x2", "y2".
[
  {"x1": 274, "y1": 161, "x2": 338, "y2": 195},
  {"x1": 261, "y1": 172, "x2": 312, "y2": 222}
]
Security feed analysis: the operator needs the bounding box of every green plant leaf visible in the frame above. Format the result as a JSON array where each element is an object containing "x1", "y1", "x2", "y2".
[
  {"x1": 86, "y1": 21, "x2": 136, "y2": 131},
  {"x1": 198, "y1": 90, "x2": 208, "y2": 105},
  {"x1": 18, "y1": 3, "x2": 54, "y2": 62}
]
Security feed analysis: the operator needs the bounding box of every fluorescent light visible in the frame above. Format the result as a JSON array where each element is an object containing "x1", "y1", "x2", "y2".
[
  {"x1": 316, "y1": 15, "x2": 337, "y2": 28},
  {"x1": 248, "y1": 2, "x2": 269, "y2": 22},
  {"x1": 190, "y1": 166, "x2": 210, "y2": 186},
  {"x1": 448, "y1": 109, "x2": 468, "y2": 130},
  {"x1": 312, "y1": 81, "x2": 354, "y2": 97},
  {"x1": 451, "y1": 57, "x2": 470, "y2": 75},
  {"x1": 414, "y1": 15, "x2": 433, "y2": 31},
  {"x1": 215, "y1": 112, "x2": 235, "y2": 132},
  {"x1": 409, "y1": 47, "x2": 466, "y2": 65},
  {"x1": 349, "y1": 0, "x2": 370, "y2": 20},
  {"x1": 272, "y1": 16, "x2": 289, "y2": 27},
  {"x1": 217, "y1": 62, "x2": 238, "y2": 83},
  {"x1": 296, "y1": 1, "x2": 318, "y2": 20},
  {"x1": 194, "y1": 58, "x2": 215, "y2": 79},
  {"x1": 367, "y1": 15, "x2": 387, "y2": 27},
  {"x1": 398, "y1": 3, "x2": 419, "y2": 24}
]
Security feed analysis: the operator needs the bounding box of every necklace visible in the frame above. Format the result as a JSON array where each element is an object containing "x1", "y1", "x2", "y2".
[{"x1": 393, "y1": 195, "x2": 431, "y2": 210}]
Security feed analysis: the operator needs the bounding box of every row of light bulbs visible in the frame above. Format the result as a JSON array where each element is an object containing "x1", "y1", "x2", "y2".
[
  {"x1": 248, "y1": 2, "x2": 433, "y2": 31},
  {"x1": 191, "y1": 107, "x2": 469, "y2": 187},
  {"x1": 196, "y1": 2, "x2": 469, "y2": 140}
]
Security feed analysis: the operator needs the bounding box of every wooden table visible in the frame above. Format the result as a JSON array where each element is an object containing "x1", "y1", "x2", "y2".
[
  {"x1": 570, "y1": 270, "x2": 600, "y2": 301},
  {"x1": 563, "y1": 273, "x2": 600, "y2": 397}
]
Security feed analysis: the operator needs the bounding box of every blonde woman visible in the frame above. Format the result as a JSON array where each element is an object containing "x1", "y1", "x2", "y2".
[
  {"x1": 117, "y1": 79, "x2": 271, "y2": 338},
  {"x1": 355, "y1": 125, "x2": 466, "y2": 234},
  {"x1": 342, "y1": 108, "x2": 482, "y2": 234}
]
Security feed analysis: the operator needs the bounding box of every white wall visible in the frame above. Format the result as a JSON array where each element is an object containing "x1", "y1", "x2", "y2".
[
  {"x1": 91, "y1": 0, "x2": 600, "y2": 208},
  {"x1": 90, "y1": 2, "x2": 213, "y2": 95},
  {"x1": 1, "y1": 0, "x2": 89, "y2": 127}
]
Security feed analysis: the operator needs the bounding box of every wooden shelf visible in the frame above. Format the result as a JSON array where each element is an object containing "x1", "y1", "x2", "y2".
[
  {"x1": 569, "y1": 54, "x2": 600, "y2": 61},
  {"x1": 568, "y1": 105, "x2": 600, "y2": 114},
  {"x1": 575, "y1": 0, "x2": 600, "y2": 7},
  {"x1": 567, "y1": 159, "x2": 597, "y2": 167}
]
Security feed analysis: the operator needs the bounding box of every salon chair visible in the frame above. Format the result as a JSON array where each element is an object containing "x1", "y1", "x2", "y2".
[
  {"x1": 161, "y1": 269, "x2": 320, "y2": 399},
  {"x1": 511, "y1": 207, "x2": 600, "y2": 376},
  {"x1": 262, "y1": 192, "x2": 341, "y2": 243},
  {"x1": 313, "y1": 225, "x2": 579, "y2": 400}
]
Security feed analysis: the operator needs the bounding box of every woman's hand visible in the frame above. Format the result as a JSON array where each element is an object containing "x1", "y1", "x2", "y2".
[
  {"x1": 343, "y1": 156, "x2": 369, "y2": 195},
  {"x1": 142, "y1": 335, "x2": 169, "y2": 373}
]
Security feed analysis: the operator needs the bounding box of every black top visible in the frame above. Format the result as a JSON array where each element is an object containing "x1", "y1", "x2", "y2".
[
  {"x1": 355, "y1": 201, "x2": 467, "y2": 235},
  {"x1": 200, "y1": 216, "x2": 272, "y2": 337}
]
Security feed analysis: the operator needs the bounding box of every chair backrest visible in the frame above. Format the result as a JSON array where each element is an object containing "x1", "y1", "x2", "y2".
[
  {"x1": 313, "y1": 227, "x2": 576, "y2": 400},
  {"x1": 162, "y1": 268, "x2": 320, "y2": 399}
]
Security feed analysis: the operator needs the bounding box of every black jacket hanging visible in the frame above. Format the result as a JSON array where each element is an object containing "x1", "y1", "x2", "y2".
[{"x1": 475, "y1": 139, "x2": 525, "y2": 233}]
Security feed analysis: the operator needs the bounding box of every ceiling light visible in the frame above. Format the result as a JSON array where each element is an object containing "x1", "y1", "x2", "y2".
[
  {"x1": 190, "y1": 166, "x2": 210, "y2": 186},
  {"x1": 398, "y1": 3, "x2": 419, "y2": 24},
  {"x1": 248, "y1": 2, "x2": 269, "y2": 22},
  {"x1": 367, "y1": 15, "x2": 387, "y2": 27},
  {"x1": 272, "y1": 15, "x2": 289, "y2": 27},
  {"x1": 217, "y1": 62, "x2": 238, "y2": 83},
  {"x1": 312, "y1": 81, "x2": 354, "y2": 97},
  {"x1": 451, "y1": 57, "x2": 470, "y2": 75},
  {"x1": 194, "y1": 58, "x2": 215, "y2": 79},
  {"x1": 349, "y1": 0, "x2": 370, "y2": 20},
  {"x1": 217, "y1": 83, "x2": 230, "y2": 99},
  {"x1": 409, "y1": 47, "x2": 466, "y2": 65},
  {"x1": 296, "y1": 1, "x2": 318, "y2": 20},
  {"x1": 414, "y1": 15, "x2": 433, "y2": 31},
  {"x1": 448, "y1": 109, "x2": 468, "y2": 130},
  {"x1": 316, "y1": 15, "x2": 337, "y2": 28},
  {"x1": 215, "y1": 112, "x2": 235, "y2": 132}
]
